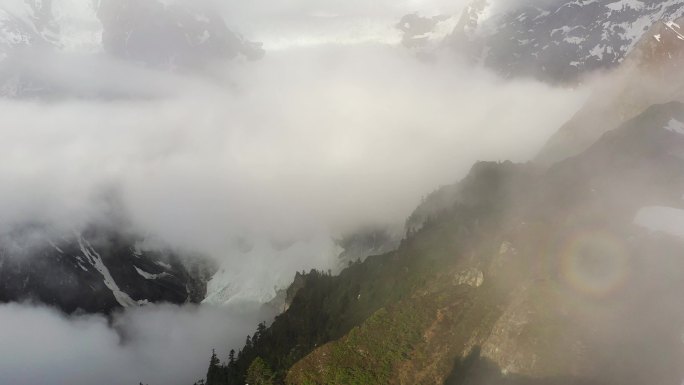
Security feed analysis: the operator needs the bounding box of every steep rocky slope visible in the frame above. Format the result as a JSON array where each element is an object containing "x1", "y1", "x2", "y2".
[
  {"x1": 286, "y1": 102, "x2": 684, "y2": 385},
  {"x1": 203, "y1": 102, "x2": 684, "y2": 385}
]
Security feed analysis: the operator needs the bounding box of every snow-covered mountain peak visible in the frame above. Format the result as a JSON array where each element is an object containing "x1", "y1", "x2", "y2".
[{"x1": 450, "y1": 0, "x2": 684, "y2": 82}]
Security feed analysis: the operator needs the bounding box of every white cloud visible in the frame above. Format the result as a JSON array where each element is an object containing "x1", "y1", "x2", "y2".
[
  {"x1": 0, "y1": 302, "x2": 272, "y2": 385},
  {"x1": 0, "y1": 45, "x2": 587, "y2": 255},
  {"x1": 215, "y1": 0, "x2": 471, "y2": 49}
]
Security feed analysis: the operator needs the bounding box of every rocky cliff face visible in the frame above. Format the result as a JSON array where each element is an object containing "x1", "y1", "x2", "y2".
[{"x1": 0, "y1": 225, "x2": 215, "y2": 314}]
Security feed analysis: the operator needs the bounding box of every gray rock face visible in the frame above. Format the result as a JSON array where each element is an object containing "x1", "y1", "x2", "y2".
[
  {"x1": 450, "y1": 0, "x2": 684, "y2": 82},
  {"x1": 0, "y1": 225, "x2": 216, "y2": 314}
]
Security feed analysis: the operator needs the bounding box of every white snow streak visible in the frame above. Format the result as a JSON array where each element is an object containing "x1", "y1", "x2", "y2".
[{"x1": 78, "y1": 236, "x2": 140, "y2": 307}]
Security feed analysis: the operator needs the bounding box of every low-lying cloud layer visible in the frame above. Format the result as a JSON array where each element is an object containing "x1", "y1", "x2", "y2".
[
  {"x1": 1, "y1": 46, "x2": 587, "y2": 247},
  {"x1": 0, "y1": 302, "x2": 273, "y2": 385}
]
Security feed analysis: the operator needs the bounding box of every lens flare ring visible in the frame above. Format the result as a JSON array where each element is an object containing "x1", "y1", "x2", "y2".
[{"x1": 558, "y1": 231, "x2": 631, "y2": 300}]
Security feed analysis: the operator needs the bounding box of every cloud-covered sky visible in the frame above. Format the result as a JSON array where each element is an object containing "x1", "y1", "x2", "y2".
[
  {"x1": 216, "y1": 0, "x2": 469, "y2": 49},
  {"x1": 0, "y1": 0, "x2": 589, "y2": 383},
  {"x1": 0, "y1": 44, "x2": 587, "y2": 259}
]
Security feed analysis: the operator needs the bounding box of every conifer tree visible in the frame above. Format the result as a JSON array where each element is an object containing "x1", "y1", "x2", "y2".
[
  {"x1": 206, "y1": 349, "x2": 222, "y2": 385},
  {"x1": 255, "y1": 322, "x2": 267, "y2": 343},
  {"x1": 228, "y1": 349, "x2": 236, "y2": 365},
  {"x1": 245, "y1": 357, "x2": 275, "y2": 385}
]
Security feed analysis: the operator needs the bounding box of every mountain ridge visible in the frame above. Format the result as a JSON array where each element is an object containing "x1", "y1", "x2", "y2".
[
  {"x1": 449, "y1": 0, "x2": 684, "y2": 82},
  {"x1": 207, "y1": 101, "x2": 684, "y2": 385}
]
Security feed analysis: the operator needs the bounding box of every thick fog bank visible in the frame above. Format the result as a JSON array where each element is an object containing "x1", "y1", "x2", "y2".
[
  {"x1": 0, "y1": 302, "x2": 273, "y2": 385},
  {"x1": 0, "y1": 45, "x2": 587, "y2": 259}
]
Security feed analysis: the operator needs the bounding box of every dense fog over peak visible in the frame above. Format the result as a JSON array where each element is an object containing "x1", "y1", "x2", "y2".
[
  {"x1": 0, "y1": 302, "x2": 273, "y2": 385},
  {"x1": 0, "y1": 46, "x2": 587, "y2": 259},
  {"x1": 0, "y1": 0, "x2": 603, "y2": 384}
]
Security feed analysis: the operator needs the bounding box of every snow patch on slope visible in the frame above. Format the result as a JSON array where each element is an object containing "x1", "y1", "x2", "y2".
[
  {"x1": 155, "y1": 260, "x2": 172, "y2": 269},
  {"x1": 134, "y1": 266, "x2": 169, "y2": 280},
  {"x1": 665, "y1": 20, "x2": 684, "y2": 41},
  {"x1": 634, "y1": 206, "x2": 684, "y2": 238},
  {"x1": 665, "y1": 118, "x2": 684, "y2": 134}
]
